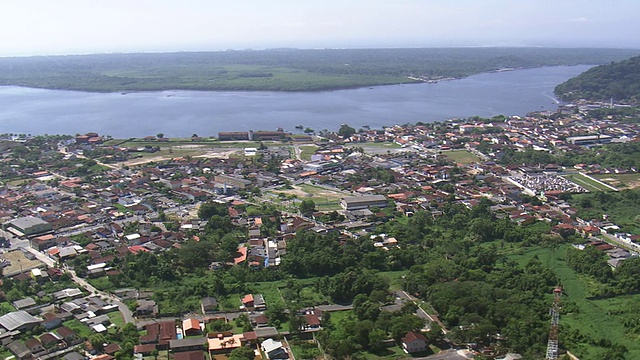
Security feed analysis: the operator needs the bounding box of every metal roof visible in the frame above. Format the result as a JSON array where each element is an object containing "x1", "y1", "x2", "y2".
[
  {"x1": 7, "y1": 216, "x2": 49, "y2": 229},
  {"x1": 0, "y1": 311, "x2": 41, "y2": 331}
]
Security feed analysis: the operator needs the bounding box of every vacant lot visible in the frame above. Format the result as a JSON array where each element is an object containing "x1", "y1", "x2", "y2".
[
  {"x1": 0, "y1": 250, "x2": 45, "y2": 277},
  {"x1": 592, "y1": 173, "x2": 640, "y2": 190},
  {"x1": 443, "y1": 150, "x2": 481, "y2": 164},
  {"x1": 268, "y1": 184, "x2": 347, "y2": 211}
]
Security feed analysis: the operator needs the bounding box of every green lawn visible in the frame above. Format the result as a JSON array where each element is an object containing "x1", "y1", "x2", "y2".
[
  {"x1": 328, "y1": 309, "x2": 356, "y2": 325},
  {"x1": 0, "y1": 348, "x2": 14, "y2": 359},
  {"x1": 62, "y1": 319, "x2": 93, "y2": 340},
  {"x1": 108, "y1": 311, "x2": 125, "y2": 329},
  {"x1": 289, "y1": 339, "x2": 322, "y2": 360},
  {"x1": 299, "y1": 145, "x2": 318, "y2": 161},
  {"x1": 377, "y1": 271, "x2": 408, "y2": 292},
  {"x1": 0, "y1": 302, "x2": 15, "y2": 314},
  {"x1": 88, "y1": 276, "x2": 116, "y2": 292},
  {"x1": 218, "y1": 295, "x2": 242, "y2": 312},
  {"x1": 250, "y1": 281, "x2": 286, "y2": 308},
  {"x1": 442, "y1": 150, "x2": 481, "y2": 164},
  {"x1": 364, "y1": 346, "x2": 413, "y2": 360},
  {"x1": 562, "y1": 173, "x2": 614, "y2": 192},
  {"x1": 249, "y1": 278, "x2": 331, "y2": 309},
  {"x1": 508, "y1": 245, "x2": 640, "y2": 359},
  {"x1": 592, "y1": 173, "x2": 640, "y2": 190},
  {"x1": 280, "y1": 278, "x2": 331, "y2": 307}
]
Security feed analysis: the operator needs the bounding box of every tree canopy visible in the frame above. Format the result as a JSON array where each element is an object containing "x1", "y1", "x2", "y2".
[{"x1": 555, "y1": 55, "x2": 640, "y2": 104}]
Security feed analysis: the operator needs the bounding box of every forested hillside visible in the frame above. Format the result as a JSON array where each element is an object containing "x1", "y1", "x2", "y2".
[
  {"x1": 0, "y1": 47, "x2": 639, "y2": 92},
  {"x1": 555, "y1": 55, "x2": 640, "y2": 103}
]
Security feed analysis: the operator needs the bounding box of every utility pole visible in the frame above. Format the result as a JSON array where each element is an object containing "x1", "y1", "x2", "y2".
[{"x1": 545, "y1": 287, "x2": 562, "y2": 360}]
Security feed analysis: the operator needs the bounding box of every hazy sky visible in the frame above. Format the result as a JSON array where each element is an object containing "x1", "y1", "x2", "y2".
[{"x1": 1, "y1": 0, "x2": 639, "y2": 56}]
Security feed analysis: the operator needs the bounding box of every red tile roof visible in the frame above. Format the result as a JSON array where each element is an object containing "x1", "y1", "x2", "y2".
[{"x1": 402, "y1": 331, "x2": 427, "y2": 344}]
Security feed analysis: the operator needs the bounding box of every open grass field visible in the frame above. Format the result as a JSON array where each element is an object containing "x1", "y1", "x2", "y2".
[
  {"x1": 508, "y1": 245, "x2": 640, "y2": 359},
  {"x1": 592, "y1": 173, "x2": 640, "y2": 190},
  {"x1": 299, "y1": 145, "x2": 318, "y2": 161},
  {"x1": 62, "y1": 319, "x2": 93, "y2": 340},
  {"x1": 347, "y1": 142, "x2": 402, "y2": 155},
  {"x1": 212, "y1": 295, "x2": 241, "y2": 312},
  {"x1": 250, "y1": 281, "x2": 286, "y2": 308},
  {"x1": 377, "y1": 271, "x2": 408, "y2": 292},
  {"x1": 442, "y1": 150, "x2": 481, "y2": 164},
  {"x1": 562, "y1": 173, "x2": 615, "y2": 192},
  {"x1": 108, "y1": 311, "x2": 125, "y2": 329},
  {"x1": 249, "y1": 278, "x2": 331, "y2": 309}
]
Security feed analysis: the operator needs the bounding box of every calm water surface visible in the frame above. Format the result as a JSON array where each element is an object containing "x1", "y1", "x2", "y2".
[{"x1": 0, "y1": 65, "x2": 592, "y2": 138}]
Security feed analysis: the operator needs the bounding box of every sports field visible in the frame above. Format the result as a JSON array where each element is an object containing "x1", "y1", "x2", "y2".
[
  {"x1": 562, "y1": 173, "x2": 615, "y2": 192},
  {"x1": 443, "y1": 150, "x2": 482, "y2": 164}
]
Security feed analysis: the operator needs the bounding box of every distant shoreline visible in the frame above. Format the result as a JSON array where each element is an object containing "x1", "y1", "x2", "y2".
[
  {"x1": 0, "y1": 47, "x2": 636, "y2": 94},
  {"x1": 0, "y1": 77, "x2": 425, "y2": 94},
  {"x1": 0, "y1": 66, "x2": 565, "y2": 94}
]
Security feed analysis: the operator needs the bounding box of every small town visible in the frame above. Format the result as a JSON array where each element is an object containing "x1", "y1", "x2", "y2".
[{"x1": 0, "y1": 100, "x2": 639, "y2": 360}]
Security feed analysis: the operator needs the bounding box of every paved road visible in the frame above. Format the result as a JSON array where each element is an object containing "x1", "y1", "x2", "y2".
[
  {"x1": 600, "y1": 233, "x2": 640, "y2": 253},
  {"x1": 398, "y1": 291, "x2": 451, "y2": 333},
  {"x1": 414, "y1": 349, "x2": 474, "y2": 360},
  {"x1": 315, "y1": 304, "x2": 353, "y2": 312},
  {"x1": 66, "y1": 267, "x2": 135, "y2": 324}
]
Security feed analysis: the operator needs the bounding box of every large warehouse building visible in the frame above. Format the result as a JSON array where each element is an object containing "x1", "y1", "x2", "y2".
[
  {"x1": 4, "y1": 216, "x2": 53, "y2": 237},
  {"x1": 340, "y1": 195, "x2": 388, "y2": 211}
]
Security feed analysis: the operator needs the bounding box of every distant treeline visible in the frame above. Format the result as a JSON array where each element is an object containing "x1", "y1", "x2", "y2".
[
  {"x1": 0, "y1": 47, "x2": 639, "y2": 92},
  {"x1": 555, "y1": 55, "x2": 640, "y2": 104}
]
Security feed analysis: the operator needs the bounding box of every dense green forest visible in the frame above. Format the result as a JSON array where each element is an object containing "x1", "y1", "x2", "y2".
[
  {"x1": 0, "y1": 47, "x2": 639, "y2": 92},
  {"x1": 555, "y1": 55, "x2": 640, "y2": 103}
]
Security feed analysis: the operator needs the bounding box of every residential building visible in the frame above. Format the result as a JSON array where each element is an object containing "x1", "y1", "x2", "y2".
[{"x1": 401, "y1": 331, "x2": 428, "y2": 353}]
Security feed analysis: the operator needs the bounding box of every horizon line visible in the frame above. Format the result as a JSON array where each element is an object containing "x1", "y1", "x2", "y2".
[{"x1": 2, "y1": 44, "x2": 640, "y2": 59}]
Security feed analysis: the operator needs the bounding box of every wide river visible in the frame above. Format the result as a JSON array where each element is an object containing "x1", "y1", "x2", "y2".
[{"x1": 0, "y1": 65, "x2": 591, "y2": 138}]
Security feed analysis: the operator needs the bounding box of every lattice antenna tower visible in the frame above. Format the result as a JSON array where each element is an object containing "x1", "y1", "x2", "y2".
[{"x1": 545, "y1": 287, "x2": 562, "y2": 360}]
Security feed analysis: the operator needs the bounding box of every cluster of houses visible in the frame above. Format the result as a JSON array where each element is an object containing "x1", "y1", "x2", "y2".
[
  {"x1": 1, "y1": 102, "x2": 639, "y2": 359},
  {"x1": 133, "y1": 319, "x2": 292, "y2": 360},
  {"x1": 0, "y1": 285, "x2": 124, "y2": 360},
  {"x1": 0, "y1": 110, "x2": 638, "y2": 278},
  {"x1": 129, "y1": 289, "x2": 328, "y2": 360}
]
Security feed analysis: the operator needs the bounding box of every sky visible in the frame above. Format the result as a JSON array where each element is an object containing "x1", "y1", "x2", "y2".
[{"x1": 1, "y1": 0, "x2": 639, "y2": 56}]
